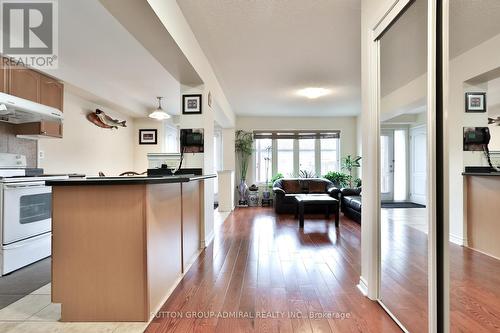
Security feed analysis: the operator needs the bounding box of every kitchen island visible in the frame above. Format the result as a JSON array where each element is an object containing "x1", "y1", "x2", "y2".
[
  {"x1": 463, "y1": 172, "x2": 500, "y2": 259},
  {"x1": 46, "y1": 174, "x2": 215, "y2": 322}
]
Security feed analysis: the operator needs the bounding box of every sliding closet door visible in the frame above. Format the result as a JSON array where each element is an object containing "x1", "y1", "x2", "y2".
[{"x1": 376, "y1": 0, "x2": 435, "y2": 331}]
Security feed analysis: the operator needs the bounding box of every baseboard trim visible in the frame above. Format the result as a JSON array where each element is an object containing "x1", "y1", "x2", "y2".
[
  {"x1": 449, "y1": 233, "x2": 466, "y2": 246},
  {"x1": 465, "y1": 246, "x2": 500, "y2": 262},
  {"x1": 357, "y1": 276, "x2": 368, "y2": 296},
  {"x1": 201, "y1": 230, "x2": 215, "y2": 248}
]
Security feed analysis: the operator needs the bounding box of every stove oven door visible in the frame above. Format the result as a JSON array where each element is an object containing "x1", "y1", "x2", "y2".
[{"x1": 2, "y1": 181, "x2": 52, "y2": 244}]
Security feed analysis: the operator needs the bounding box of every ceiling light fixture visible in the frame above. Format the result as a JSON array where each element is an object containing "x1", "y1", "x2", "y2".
[
  {"x1": 297, "y1": 87, "x2": 331, "y2": 99},
  {"x1": 148, "y1": 97, "x2": 170, "y2": 120}
]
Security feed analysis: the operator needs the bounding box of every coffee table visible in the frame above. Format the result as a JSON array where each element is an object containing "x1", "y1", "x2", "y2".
[{"x1": 294, "y1": 194, "x2": 340, "y2": 228}]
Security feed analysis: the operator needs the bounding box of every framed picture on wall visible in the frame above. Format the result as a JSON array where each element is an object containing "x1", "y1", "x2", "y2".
[
  {"x1": 139, "y1": 129, "x2": 157, "y2": 145},
  {"x1": 182, "y1": 94, "x2": 202, "y2": 114},
  {"x1": 465, "y1": 92, "x2": 486, "y2": 113}
]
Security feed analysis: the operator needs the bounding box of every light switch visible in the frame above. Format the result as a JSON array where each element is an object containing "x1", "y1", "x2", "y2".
[{"x1": 39, "y1": 150, "x2": 45, "y2": 159}]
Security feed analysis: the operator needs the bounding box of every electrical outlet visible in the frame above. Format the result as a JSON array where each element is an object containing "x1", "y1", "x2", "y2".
[{"x1": 39, "y1": 150, "x2": 45, "y2": 159}]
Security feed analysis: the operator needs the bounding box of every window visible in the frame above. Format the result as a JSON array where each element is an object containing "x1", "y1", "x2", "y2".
[
  {"x1": 320, "y1": 138, "x2": 340, "y2": 175},
  {"x1": 277, "y1": 139, "x2": 294, "y2": 177},
  {"x1": 299, "y1": 139, "x2": 316, "y2": 175},
  {"x1": 253, "y1": 131, "x2": 341, "y2": 183},
  {"x1": 255, "y1": 138, "x2": 272, "y2": 183}
]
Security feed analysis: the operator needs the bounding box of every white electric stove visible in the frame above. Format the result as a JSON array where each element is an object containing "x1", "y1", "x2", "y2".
[{"x1": 0, "y1": 153, "x2": 68, "y2": 275}]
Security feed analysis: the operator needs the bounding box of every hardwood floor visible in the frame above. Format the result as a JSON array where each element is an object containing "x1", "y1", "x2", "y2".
[
  {"x1": 145, "y1": 208, "x2": 400, "y2": 333},
  {"x1": 380, "y1": 208, "x2": 428, "y2": 332},
  {"x1": 381, "y1": 208, "x2": 500, "y2": 333}
]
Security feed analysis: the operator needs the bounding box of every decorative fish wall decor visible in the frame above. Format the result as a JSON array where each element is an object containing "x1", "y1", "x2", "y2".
[
  {"x1": 86, "y1": 109, "x2": 127, "y2": 129},
  {"x1": 488, "y1": 117, "x2": 500, "y2": 126}
]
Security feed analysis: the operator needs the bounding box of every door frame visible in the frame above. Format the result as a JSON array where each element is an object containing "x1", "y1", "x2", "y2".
[{"x1": 365, "y1": 0, "x2": 443, "y2": 332}]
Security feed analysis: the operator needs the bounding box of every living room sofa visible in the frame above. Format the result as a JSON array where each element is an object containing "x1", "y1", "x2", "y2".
[
  {"x1": 340, "y1": 187, "x2": 362, "y2": 223},
  {"x1": 272, "y1": 178, "x2": 340, "y2": 214}
]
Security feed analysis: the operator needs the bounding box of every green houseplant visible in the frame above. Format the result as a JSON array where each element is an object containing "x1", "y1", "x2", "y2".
[
  {"x1": 235, "y1": 130, "x2": 254, "y2": 205},
  {"x1": 323, "y1": 171, "x2": 350, "y2": 188},
  {"x1": 270, "y1": 173, "x2": 284, "y2": 187},
  {"x1": 341, "y1": 155, "x2": 362, "y2": 188},
  {"x1": 299, "y1": 170, "x2": 316, "y2": 178}
]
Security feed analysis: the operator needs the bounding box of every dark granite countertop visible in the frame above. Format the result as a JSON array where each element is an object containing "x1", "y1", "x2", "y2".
[
  {"x1": 462, "y1": 172, "x2": 500, "y2": 176},
  {"x1": 45, "y1": 174, "x2": 216, "y2": 186}
]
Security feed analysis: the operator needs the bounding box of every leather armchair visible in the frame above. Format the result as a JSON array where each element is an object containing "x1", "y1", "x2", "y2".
[{"x1": 340, "y1": 187, "x2": 362, "y2": 223}]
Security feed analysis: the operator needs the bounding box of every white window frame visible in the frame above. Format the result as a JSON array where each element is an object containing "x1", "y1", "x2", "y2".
[
  {"x1": 254, "y1": 136, "x2": 341, "y2": 184},
  {"x1": 254, "y1": 138, "x2": 273, "y2": 184}
]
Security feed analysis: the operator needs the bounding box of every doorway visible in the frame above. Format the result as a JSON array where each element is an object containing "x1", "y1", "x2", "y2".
[
  {"x1": 381, "y1": 128, "x2": 409, "y2": 203},
  {"x1": 409, "y1": 125, "x2": 427, "y2": 206},
  {"x1": 380, "y1": 130, "x2": 394, "y2": 202}
]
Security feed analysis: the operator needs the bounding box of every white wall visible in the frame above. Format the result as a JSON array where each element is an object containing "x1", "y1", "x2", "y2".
[
  {"x1": 133, "y1": 117, "x2": 167, "y2": 172},
  {"x1": 39, "y1": 91, "x2": 135, "y2": 176},
  {"x1": 146, "y1": 0, "x2": 235, "y2": 128},
  {"x1": 381, "y1": 73, "x2": 427, "y2": 121},
  {"x1": 236, "y1": 116, "x2": 359, "y2": 185},
  {"x1": 175, "y1": 85, "x2": 217, "y2": 246}
]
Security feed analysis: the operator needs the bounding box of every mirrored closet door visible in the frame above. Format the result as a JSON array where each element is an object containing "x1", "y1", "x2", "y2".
[{"x1": 378, "y1": 0, "x2": 430, "y2": 331}]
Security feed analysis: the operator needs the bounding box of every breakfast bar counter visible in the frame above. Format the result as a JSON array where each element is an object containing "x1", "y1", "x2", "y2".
[
  {"x1": 463, "y1": 173, "x2": 500, "y2": 259},
  {"x1": 46, "y1": 174, "x2": 215, "y2": 322}
]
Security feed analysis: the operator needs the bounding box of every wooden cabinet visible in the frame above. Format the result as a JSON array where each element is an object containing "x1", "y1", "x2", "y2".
[
  {"x1": 40, "y1": 74, "x2": 64, "y2": 111},
  {"x1": 8, "y1": 65, "x2": 41, "y2": 103},
  {"x1": 16, "y1": 121, "x2": 63, "y2": 138},
  {"x1": 2, "y1": 59, "x2": 64, "y2": 111},
  {"x1": 2, "y1": 58, "x2": 65, "y2": 139}
]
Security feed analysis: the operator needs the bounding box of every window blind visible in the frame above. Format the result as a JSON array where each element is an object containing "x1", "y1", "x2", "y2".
[{"x1": 253, "y1": 130, "x2": 340, "y2": 140}]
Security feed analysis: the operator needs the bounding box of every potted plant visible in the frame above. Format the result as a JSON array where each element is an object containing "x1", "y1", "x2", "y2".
[
  {"x1": 299, "y1": 170, "x2": 316, "y2": 178},
  {"x1": 323, "y1": 171, "x2": 350, "y2": 188},
  {"x1": 262, "y1": 145, "x2": 272, "y2": 199},
  {"x1": 235, "y1": 130, "x2": 254, "y2": 205},
  {"x1": 270, "y1": 172, "x2": 284, "y2": 186},
  {"x1": 341, "y1": 155, "x2": 362, "y2": 188}
]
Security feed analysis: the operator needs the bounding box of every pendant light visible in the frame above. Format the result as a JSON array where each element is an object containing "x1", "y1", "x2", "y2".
[{"x1": 148, "y1": 97, "x2": 170, "y2": 120}]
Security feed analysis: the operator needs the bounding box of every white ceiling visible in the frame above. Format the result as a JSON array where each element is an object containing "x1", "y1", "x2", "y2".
[
  {"x1": 43, "y1": 0, "x2": 183, "y2": 117},
  {"x1": 177, "y1": 0, "x2": 361, "y2": 117},
  {"x1": 450, "y1": 0, "x2": 500, "y2": 58},
  {"x1": 380, "y1": 0, "x2": 427, "y2": 97}
]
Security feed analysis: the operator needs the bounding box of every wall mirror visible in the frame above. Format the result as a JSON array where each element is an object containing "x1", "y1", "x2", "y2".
[
  {"x1": 378, "y1": 0, "x2": 429, "y2": 331},
  {"x1": 448, "y1": 0, "x2": 500, "y2": 331}
]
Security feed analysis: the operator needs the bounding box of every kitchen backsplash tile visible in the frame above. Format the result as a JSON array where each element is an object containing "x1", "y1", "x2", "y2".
[{"x1": 0, "y1": 123, "x2": 37, "y2": 167}]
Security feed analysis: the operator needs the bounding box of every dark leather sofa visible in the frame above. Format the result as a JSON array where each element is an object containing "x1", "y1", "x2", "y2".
[
  {"x1": 340, "y1": 187, "x2": 362, "y2": 223},
  {"x1": 272, "y1": 178, "x2": 340, "y2": 214}
]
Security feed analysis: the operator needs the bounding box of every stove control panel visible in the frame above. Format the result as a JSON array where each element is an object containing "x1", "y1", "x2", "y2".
[{"x1": 0, "y1": 153, "x2": 27, "y2": 169}]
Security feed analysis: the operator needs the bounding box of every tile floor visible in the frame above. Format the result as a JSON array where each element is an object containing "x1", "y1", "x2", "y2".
[
  {"x1": 0, "y1": 258, "x2": 51, "y2": 309},
  {"x1": 0, "y1": 284, "x2": 149, "y2": 333}
]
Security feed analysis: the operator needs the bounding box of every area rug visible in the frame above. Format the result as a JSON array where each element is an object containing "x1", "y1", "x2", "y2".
[{"x1": 381, "y1": 202, "x2": 426, "y2": 209}]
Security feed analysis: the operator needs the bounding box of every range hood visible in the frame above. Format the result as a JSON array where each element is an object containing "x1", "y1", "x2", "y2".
[{"x1": 0, "y1": 92, "x2": 63, "y2": 124}]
